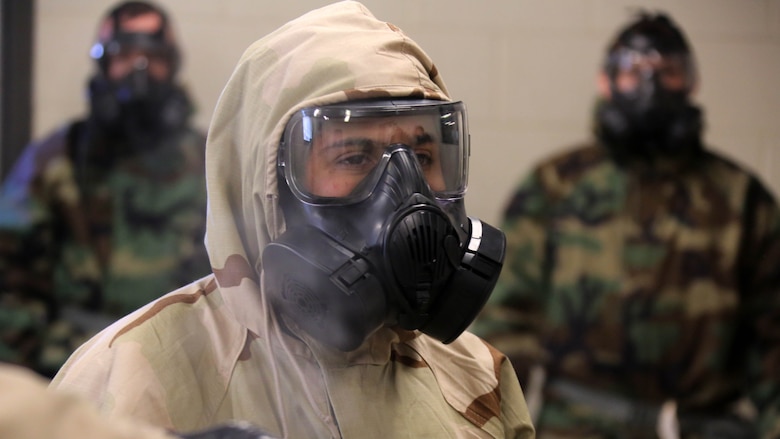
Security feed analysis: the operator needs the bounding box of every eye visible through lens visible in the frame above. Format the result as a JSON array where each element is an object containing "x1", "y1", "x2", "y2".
[{"x1": 303, "y1": 118, "x2": 447, "y2": 197}]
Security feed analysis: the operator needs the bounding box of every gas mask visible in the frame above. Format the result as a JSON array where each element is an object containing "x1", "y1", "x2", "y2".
[
  {"x1": 88, "y1": 66, "x2": 192, "y2": 150},
  {"x1": 262, "y1": 100, "x2": 506, "y2": 351},
  {"x1": 87, "y1": 19, "x2": 190, "y2": 151},
  {"x1": 596, "y1": 45, "x2": 704, "y2": 161}
]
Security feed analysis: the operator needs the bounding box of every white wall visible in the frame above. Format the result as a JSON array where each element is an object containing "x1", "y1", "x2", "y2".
[{"x1": 34, "y1": 0, "x2": 780, "y2": 226}]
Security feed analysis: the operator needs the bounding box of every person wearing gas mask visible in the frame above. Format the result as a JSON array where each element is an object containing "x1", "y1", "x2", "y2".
[
  {"x1": 0, "y1": 1, "x2": 209, "y2": 378},
  {"x1": 471, "y1": 11, "x2": 780, "y2": 439},
  {"x1": 49, "y1": 2, "x2": 534, "y2": 438}
]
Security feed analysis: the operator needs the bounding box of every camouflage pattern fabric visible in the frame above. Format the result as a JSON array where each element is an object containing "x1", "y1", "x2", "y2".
[
  {"x1": 0, "y1": 120, "x2": 210, "y2": 377},
  {"x1": 0, "y1": 363, "x2": 177, "y2": 439},
  {"x1": 471, "y1": 143, "x2": 780, "y2": 439}
]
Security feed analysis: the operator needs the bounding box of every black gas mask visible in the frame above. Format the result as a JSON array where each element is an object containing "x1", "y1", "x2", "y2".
[
  {"x1": 596, "y1": 16, "x2": 704, "y2": 162},
  {"x1": 88, "y1": 68, "x2": 191, "y2": 148},
  {"x1": 87, "y1": 18, "x2": 191, "y2": 151},
  {"x1": 262, "y1": 100, "x2": 506, "y2": 351}
]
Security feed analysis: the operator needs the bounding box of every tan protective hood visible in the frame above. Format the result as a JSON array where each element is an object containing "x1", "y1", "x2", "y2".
[{"x1": 205, "y1": 1, "x2": 450, "y2": 288}]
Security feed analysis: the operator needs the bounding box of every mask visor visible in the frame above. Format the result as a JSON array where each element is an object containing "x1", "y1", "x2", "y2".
[
  {"x1": 280, "y1": 99, "x2": 469, "y2": 205},
  {"x1": 607, "y1": 48, "x2": 695, "y2": 93}
]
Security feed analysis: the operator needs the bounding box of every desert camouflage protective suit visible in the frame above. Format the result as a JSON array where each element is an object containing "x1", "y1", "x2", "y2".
[
  {"x1": 0, "y1": 363, "x2": 276, "y2": 439},
  {"x1": 471, "y1": 142, "x2": 780, "y2": 438},
  {"x1": 0, "y1": 111, "x2": 208, "y2": 376},
  {"x1": 0, "y1": 363, "x2": 176, "y2": 439},
  {"x1": 50, "y1": 2, "x2": 535, "y2": 438}
]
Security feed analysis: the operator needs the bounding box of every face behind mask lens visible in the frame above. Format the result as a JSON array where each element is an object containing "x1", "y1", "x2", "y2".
[
  {"x1": 280, "y1": 100, "x2": 469, "y2": 205},
  {"x1": 265, "y1": 99, "x2": 505, "y2": 351},
  {"x1": 609, "y1": 48, "x2": 693, "y2": 94}
]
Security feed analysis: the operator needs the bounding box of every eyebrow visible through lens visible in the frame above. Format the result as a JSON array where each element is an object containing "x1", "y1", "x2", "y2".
[
  {"x1": 324, "y1": 137, "x2": 378, "y2": 151},
  {"x1": 323, "y1": 128, "x2": 435, "y2": 152},
  {"x1": 415, "y1": 131, "x2": 434, "y2": 146}
]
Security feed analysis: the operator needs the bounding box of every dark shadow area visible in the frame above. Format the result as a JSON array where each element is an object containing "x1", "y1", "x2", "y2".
[{"x1": 1, "y1": 0, "x2": 33, "y2": 180}]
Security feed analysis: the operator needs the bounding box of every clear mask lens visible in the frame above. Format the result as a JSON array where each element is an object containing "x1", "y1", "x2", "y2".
[
  {"x1": 280, "y1": 100, "x2": 469, "y2": 205},
  {"x1": 609, "y1": 48, "x2": 694, "y2": 93}
]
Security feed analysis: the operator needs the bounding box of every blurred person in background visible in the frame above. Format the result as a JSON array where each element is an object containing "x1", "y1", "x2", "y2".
[
  {"x1": 49, "y1": 2, "x2": 534, "y2": 438},
  {"x1": 472, "y1": 11, "x2": 780, "y2": 439},
  {"x1": 0, "y1": 1, "x2": 209, "y2": 378}
]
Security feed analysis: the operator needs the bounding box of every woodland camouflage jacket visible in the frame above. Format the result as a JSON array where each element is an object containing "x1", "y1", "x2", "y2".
[
  {"x1": 0, "y1": 119, "x2": 210, "y2": 376},
  {"x1": 472, "y1": 142, "x2": 780, "y2": 439}
]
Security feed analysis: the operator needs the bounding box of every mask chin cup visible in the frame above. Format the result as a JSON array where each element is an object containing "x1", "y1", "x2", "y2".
[
  {"x1": 262, "y1": 225, "x2": 388, "y2": 352},
  {"x1": 596, "y1": 97, "x2": 703, "y2": 161},
  {"x1": 88, "y1": 73, "x2": 192, "y2": 141},
  {"x1": 264, "y1": 217, "x2": 506, "y2": 350},
  {"x1": 401, "y1": 218, "x2": 506, "y2": 344}
]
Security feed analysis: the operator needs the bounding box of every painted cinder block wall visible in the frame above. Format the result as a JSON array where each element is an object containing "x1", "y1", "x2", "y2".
[{"x1": 34, "y1": 0, "x2": 780, "y2": 226}]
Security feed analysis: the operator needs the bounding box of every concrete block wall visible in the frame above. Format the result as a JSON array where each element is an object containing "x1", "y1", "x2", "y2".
[{"x1": 34, "y1": 0, "x2": 780, "y2": 226}]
